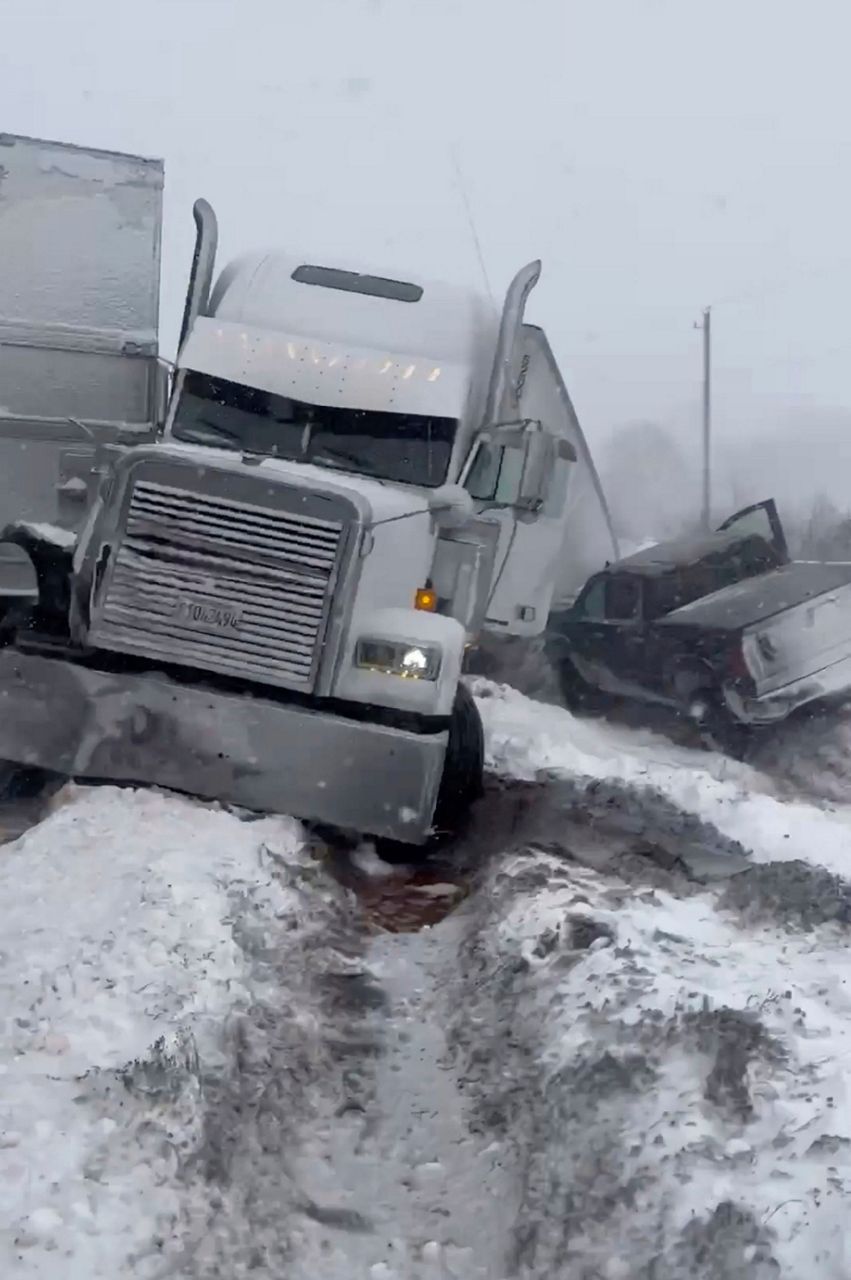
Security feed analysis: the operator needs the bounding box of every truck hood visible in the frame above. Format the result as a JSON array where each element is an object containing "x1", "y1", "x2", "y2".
[{"x1": 155, "y1": 439, "x2": 432, "y2": 527}]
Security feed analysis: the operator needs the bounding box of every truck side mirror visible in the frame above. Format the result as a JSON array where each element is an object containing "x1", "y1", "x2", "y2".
[
  {"x1": 516, "y1": 427, "x2": 555, "y2": 512},
  {"x1": 461, "y1": 420, "x2": 575, "y2": 511}
]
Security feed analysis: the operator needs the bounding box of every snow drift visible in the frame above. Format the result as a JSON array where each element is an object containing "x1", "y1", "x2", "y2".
[{"x1": 0, "y1": 787, "x2": 322, "y2": 1276}]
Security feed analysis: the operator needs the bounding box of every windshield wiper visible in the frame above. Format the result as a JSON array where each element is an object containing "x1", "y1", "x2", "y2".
[
  {"x1": 179, "y1": 417, "x2": 243, "y2": 449},
  {"x1": 180, "y1": 416, "x2": 308, "y2": 459},
  {"x1": 312, "y1": 444, "x2": 382, "y2": 476},
  {"x1": 179, "y1": 416, "x2": 388, "y2": 480}
]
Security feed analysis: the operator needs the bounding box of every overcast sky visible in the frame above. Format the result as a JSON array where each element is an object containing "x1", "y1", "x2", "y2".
[{"x1": 2, "y1": 0, "x2": 851, "y2": 512}]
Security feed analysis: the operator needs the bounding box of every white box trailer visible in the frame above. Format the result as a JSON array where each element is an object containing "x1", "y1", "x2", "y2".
[{"x1": 0, "y1": 134, "x2": 164, "y2": 592}]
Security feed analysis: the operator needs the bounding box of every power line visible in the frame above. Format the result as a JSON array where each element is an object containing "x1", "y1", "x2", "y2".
[{"x1": 450, "y1": 144, "x2": 495, "y2": 308}]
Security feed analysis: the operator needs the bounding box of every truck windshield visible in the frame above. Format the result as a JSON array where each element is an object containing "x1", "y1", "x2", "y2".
[{"x1": 171, "y1": 371, "x2": 456, "y2": 487}]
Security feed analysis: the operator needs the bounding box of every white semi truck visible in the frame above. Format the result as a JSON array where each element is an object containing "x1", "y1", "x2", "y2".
[{"x1": 0, "y1": 134, "x2": 616, "y2": 850}]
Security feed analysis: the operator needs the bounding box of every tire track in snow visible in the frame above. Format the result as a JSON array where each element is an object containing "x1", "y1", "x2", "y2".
[
  {"x1": 175, "y1": 804, "x2": 523, "y2": 1279},
  {"x1": 284, "y1": 916, "x2": 516, "y2": 1279}
]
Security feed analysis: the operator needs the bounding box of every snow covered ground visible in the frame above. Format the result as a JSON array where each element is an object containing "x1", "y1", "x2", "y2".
[
  {"x1": 2, "y1": 683, "x2": 851, "y2": 1276},
  {"x1": 463, "y1": 681, "x2": 851, "y2": 1276},
  {"x1": 476, "y1": 677, "x2": 851, "y2": 878},
  {"x1": 0, "y1": 786, "x2": 338, "y2": 1276}
]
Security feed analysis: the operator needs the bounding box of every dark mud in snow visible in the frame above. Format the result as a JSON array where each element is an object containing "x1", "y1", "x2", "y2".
[
  {"x1": 720, "y1": 858, "x2": 851, "y2": 932},
  {"x1": 464, "y1": 771, "x2": 753, "y2": 888},
  {"x1": 651, "y1": 1202, "x2": 781, "y2": 1280},
  {"x1": 679, "y1": 1007, "x2": 786, "y2": 1123}
]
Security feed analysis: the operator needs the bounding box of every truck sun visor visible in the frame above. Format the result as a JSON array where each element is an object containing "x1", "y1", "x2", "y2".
[{"x1": 291, "y1": 264, "x2": 423, "y2": 303}]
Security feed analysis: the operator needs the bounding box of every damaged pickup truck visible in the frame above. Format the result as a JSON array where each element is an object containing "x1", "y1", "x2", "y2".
[{"x1": 545, "y1": 499, "x2": 851, "y2": 756}]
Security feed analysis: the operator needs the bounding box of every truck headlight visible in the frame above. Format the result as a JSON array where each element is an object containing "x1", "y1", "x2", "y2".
[{"x1": 354, "y1": 638, "x2": 442, "y2": 681}]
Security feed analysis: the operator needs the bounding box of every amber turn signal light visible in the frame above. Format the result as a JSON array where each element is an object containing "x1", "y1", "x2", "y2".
[{"x1": 414, "y1": 587, "x2": 437, "y2": 612}]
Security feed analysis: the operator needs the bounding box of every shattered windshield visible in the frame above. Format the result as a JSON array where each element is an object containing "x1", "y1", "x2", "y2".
[{"x1": 171, "y1": 370, "x2": 456, "y2": 487}]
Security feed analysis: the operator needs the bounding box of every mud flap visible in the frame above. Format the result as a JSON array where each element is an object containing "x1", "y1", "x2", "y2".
[{"x1": 0, "y1": 524, "x2": 75, "y2": 625}]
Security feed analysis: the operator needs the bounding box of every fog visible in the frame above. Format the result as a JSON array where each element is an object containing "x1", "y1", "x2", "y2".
[{"x1": 3, "y1": 0, "x2": 851, "y2": 528}]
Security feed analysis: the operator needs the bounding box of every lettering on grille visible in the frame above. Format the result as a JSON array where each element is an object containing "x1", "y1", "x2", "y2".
[{"x1": 173, "y1": 599, "x2": 245, "y2": 631}]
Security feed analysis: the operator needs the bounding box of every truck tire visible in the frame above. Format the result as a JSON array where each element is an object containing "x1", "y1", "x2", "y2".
[
  {"x1": 432, "y1": 682, "x2": 485, "y2": 836},
  {"x1": 375, "y1": 684, "x2": 484, "y2": 865},
  {"x1": 0, "y1": 762, "x2": 50, "y2": 802}
]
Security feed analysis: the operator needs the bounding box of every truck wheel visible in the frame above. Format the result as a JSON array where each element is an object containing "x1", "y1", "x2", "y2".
[
  {"x1": 373, "y1": 684, "x2": 484, "y2": 865},
  {"x1": 0, "y1": 762, "x2": 51, "y2": 802},
  {"x1": 432, "y1": 682, "x2": 485, "y2": 835}
]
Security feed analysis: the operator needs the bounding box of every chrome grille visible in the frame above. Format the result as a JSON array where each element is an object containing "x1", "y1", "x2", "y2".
[{"x1": 91, "y1": 480, "x2": 344, "y2": 690}]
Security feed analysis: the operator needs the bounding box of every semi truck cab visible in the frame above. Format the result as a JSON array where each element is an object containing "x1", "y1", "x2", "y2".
[{"x1": 0, "y1": 135, "x2": 617, "y2": 849}]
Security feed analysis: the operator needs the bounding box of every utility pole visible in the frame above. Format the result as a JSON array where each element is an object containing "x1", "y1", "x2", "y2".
[{"x1": 695, "y1": 306, "x2": 712, "y2": 529}]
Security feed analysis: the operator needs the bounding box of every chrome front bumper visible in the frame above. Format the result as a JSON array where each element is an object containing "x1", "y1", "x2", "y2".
[{"x1": 0, "y1": 648, "x2": 448, "y2": 843}]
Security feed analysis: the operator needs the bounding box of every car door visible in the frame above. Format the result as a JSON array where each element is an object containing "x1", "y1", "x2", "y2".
[
  {"x1": 601, "y1": 573, "x2": 646, "y2": 687},
  {"x1": 717, "y1": 499, "x2": 789, "y2": 562},
  {"x1": 0, "y1": 134, "x2": 164, "y2": 592}
]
